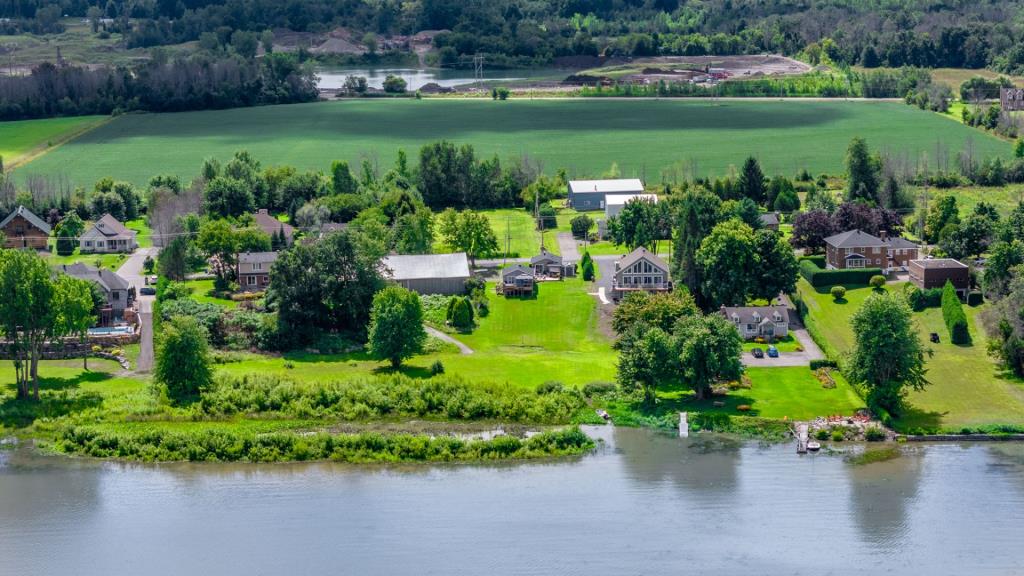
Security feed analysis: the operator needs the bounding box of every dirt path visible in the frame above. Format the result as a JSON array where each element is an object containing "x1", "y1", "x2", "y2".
[{"x1": 425, "y1": 326, "x2": 473, "y2": 355}]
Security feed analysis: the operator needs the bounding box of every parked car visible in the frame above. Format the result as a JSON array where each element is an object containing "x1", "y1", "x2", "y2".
[
  {"x1": 767, "y1": 345, "x2": 779, "y2": 358},
  {"x1": 751, "y1": 347, "x2": 764, "y2": 359},
  {"x1": 139, "y1": 286, "x2": 156, "y2": 295}
]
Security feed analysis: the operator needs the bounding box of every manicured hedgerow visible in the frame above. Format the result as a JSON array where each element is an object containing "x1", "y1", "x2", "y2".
[
  {"x1": 941, "y1": 281, "x2": 971, "y2": 345},
  {"x1": 55, "y1": 425, "x2": 594, "y2": 463},
  {"x1": 799, "y1": 259, "x2": 883, "y2": 287}
]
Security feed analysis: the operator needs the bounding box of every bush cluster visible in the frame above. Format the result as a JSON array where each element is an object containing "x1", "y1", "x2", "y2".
[
  {"x1": 57, "y1": 425, "x2": 594, "y2": 463},
  {"x1": 809, "y1": 359, "x2": 839, "y2": 370},
  {"x1": 966, "y1": 290, "x2": 984, "y2": 306},
  {"x1": 906, "y1": 286, "x2": 943, "y2": 311},
  {"x1": 198, "y1": 374, "x2": 589, "y2": 424},
  {"x1": 941, "y1": 281, "x2": 970, "y2": 345},
  {"x1": 799, "y1": 260, "x2": 884, "y2": 287}
]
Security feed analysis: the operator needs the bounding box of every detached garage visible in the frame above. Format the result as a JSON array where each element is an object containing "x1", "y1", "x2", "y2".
[{"x1": 382, "y1": 253, "x2": 471, "y2": 295}]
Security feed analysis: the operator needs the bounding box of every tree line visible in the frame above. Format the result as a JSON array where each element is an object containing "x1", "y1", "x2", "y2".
[
  {"x1": 0, "y1": 52, "x2": 317, "y2": 120},
  {"x1": 4, "y1": 1, "x2": 1024, "y2": 73}
]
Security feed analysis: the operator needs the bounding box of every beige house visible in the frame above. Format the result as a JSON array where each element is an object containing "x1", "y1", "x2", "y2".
[{"x1": 80, "y1": 214, "x2": 138, "y2": 253}]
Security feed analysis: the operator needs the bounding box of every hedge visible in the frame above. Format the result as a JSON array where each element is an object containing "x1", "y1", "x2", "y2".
[
  {"x1": 906, "y1": 286, "x2": 943, "y2": 311},
  {"x1": 967, "y1": 290, "x2": 984, "y2": 306},
  {"x1": 799, "y1": 254, "x2": 826, "y2": 269},
  {"x1": 941, "y1": 281, "x2": 971, "y2": 345},
  {"x1": 809, "y1": 359, "x2": 839, "y2": 370},
  {"x1": 799, "y1": 260, "x2": 884, "y2": 287}
]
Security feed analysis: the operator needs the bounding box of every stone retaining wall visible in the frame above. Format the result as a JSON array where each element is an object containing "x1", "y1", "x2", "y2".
[{"x1": 0, "y1": 331, "x2": 138, "y2": 360}]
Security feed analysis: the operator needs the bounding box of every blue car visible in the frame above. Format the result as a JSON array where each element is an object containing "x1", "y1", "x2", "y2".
[{"x1": 767, "y1": 345, "x2": 779, "y2": 358}]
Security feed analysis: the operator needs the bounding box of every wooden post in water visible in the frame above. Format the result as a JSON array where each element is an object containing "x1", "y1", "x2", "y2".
[{"x1": 678, "y1": 412, "x2": 688, "y2": 438}]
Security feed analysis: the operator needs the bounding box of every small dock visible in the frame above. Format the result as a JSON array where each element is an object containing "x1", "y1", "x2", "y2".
[{"x1": 796, "y1": 423, "x2": 809, "y2": 453}]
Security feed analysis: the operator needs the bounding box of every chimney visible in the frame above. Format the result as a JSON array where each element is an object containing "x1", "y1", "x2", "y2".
[
  {"x1": 879, "y1": 229, "x2": 887, "y2": 240},
  {"x1": 258, "y1": 209, "x2": 268, "y2": 215}
]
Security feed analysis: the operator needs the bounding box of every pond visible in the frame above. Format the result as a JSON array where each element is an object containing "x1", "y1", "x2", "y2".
[
  {"x1": 2, "y1": 427, "x2": 1023, "y2": 575},
  {"x1": 315, "y1": 66, "x2": 566, "y2": 91}
]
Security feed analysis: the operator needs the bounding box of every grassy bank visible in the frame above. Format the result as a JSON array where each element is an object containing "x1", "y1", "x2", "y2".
[
  {"x1": 15, "y1": 99, "x2": 1010, "y2": 189},
  {"x1": 795, "y1": 279, "x2": 1024, "y2": 432}
]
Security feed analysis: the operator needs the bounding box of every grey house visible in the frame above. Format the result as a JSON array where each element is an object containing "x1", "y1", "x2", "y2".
[
  {"x1": 500, "y1": 264, "x2": 535, "y2": 296},
  {"x1": 57, "y1": 263, "x2": 134, "y2": 324},
  {"x1": 611, "y1": 247, "x2": 671, "y2": 300},
  {"x1": 568, "y1": 179, "x2": 645, "y2": 211},
  {"x1": 237, "y1": 251, "x2": 278, "y2": 292},
  {"x1": 530, "y1": 248, "x2": 575, "y2": 278},
  {"x1": 382, "y1": 252, "x2": 471, "y2": 295},
  {"x1": 721, "y1": 305, "x2": 790, "y2": 340},
  {"x1": 80, "y1": 214, "x2": 138, "y2": 253}
]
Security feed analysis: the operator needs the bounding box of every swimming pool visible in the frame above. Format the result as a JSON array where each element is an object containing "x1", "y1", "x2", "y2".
[{"x1": 87, "y1": 326, "x2": 135, "y2": 336}]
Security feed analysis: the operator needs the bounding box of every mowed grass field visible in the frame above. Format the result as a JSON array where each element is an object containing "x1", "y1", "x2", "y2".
[
  {"x1": 0, "y1": 115, "x2": 105, "y2": 165},
  {"x1": 14, "y1": 99, "x2": 1012, "y2": 189},
  {"x1": 796, "y1": 279, "x2": 1024, "y2": 431}
]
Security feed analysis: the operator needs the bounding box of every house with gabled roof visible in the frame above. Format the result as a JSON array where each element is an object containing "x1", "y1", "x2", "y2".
[
  {"x1": 237, "y1": 251, "x2": 278, "y2": 292},
  {"x1": 253, "y1": 209, "x2": 295, "y2": 245},
  {"x1": 530, "y1": 247, "x2": 575, "y2": 278},
  {"x1": 611, "y1": 247, "x2": 671, "y2": 300},
  {"x1": 1, "y1": 205, "x2": 50, "y2": 250},
  {"x1": 721, "y1": 305, "x2": 790, "y2": 340},
  {"x1": 56, "y1": 263, "x2": 133, "y2": 324},
  {"x1": 80, "y1": 214, "x2": 138, "y2": 253},
  {"x1": 499, "y1": 264, "x2": 535, "y2": 296}
]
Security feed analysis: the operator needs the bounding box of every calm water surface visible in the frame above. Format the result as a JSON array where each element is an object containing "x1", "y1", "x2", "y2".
[
  {"x1": 2, "y1": 427, "x2": 1023, "y2": 575},
  {"x1": 315, "y1": 67, "x2": 565, "y2": 90}
]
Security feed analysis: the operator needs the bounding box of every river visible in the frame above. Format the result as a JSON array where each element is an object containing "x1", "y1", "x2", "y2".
[
  {"x1": 315, "y1": 66, "x2": 566, "y2": 91},
  {"x1": 2, "y1": 427, "x2": 1023, "y2": 575}
]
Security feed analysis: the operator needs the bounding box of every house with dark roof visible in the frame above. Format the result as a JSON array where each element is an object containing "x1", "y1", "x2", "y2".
[
  {"x1": 611, "y1": 247, "x2": 671, "y2": 300},
  {"x1": 253, "y1": 209, "x2": 295, "y2": 245},
  {"x1": 530, "y1": 247, "x2": 575, "y2": 278},
  {"x1": 237, "y1": 251, "x2": 279, "y2": 292},
  {"x1": 567, "y1": 179, "x2": 645, "y2": 211},
  {"x1": 759, "y1": 212, "x2": 780, "y2": 231},
  {"x1": 909, "y1": 258, "x2": 970, "y2": 295},
  {"x1": 1, "y1": 206, "x2": 50, "y2": 250},
  {"x1": 824, "y1": 229, "x2": 919, "y2": 273},
  {"x1": 80, "y1": 214, "x2": 138, "y2": 253},
  {"x1": 499, "y1": 264, "x2": 535, "y2": 296},
  {"x1": 382, "y1": 253, "x2": 470, "y2": 295},
  {"x1": 720, "y1": 305, "x2": 790, "y2": 340},
  {"x1": 57, "y1": 263, "x2": 133, "y2": 324}
]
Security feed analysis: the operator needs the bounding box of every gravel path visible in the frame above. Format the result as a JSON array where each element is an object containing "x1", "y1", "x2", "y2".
[{"x1": 425, "y1": 326, "x2": 473, "y2": 355}]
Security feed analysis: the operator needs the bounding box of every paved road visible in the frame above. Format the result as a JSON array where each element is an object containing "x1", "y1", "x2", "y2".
[
  {"x1": 117, "y1": 248, "x2": 158, "y2": 372},
  {"x1": 425, "y1": 326, "x2": 473, "y2": 355}
]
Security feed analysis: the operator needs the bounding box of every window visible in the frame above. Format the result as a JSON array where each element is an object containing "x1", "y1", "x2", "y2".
[
  {"x1": 84, "y1": 241, "x2": 92, "y2": 247},
  {"x1": 848, "y1": 259, "x2": 865, "y2": 269},
  {"x1": 875, "y1": 259, "x2": 880, "y2": 265},
  {"x1": 254, "y1": 262, "x2": 263, "y2": 271},
  {"x1": 248, "y1": 276, "x2": 257, "y2": 286},
  {"x1": 112, "y1": 291, "x2": 120, "y2": 300}
]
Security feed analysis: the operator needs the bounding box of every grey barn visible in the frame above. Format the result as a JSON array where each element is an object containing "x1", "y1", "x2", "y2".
[
  {"x1": 382, "y1": 253, "x2": 471, "y2": 295},
  {"x1": 567, "y1": 179, "x2": 645, "y2": 211}
]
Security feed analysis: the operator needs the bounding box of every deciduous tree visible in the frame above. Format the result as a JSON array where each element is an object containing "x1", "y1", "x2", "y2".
[
  {"x1": 368, "y1": 286, "x2": 427, "y2": 369},
  {"x1": 155, "y1": 316, "x2": 213, "y2": 402}
]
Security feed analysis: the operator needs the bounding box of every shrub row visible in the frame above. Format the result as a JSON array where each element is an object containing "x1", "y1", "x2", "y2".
[
  {"x1": 799, "y1": 255, "x2": 826, "y2": 269},
  {"x1": 941, "y1": 281, "x2": 971, "y2": 345},
  {"x1": 809, "y1": 359, "x2": 839, "y2": 370},
  {"x1": 906, "y1": 286, "x2": 943, "y2": 311},
  {"x1": 688, "y1": 413, "x2": 792, "y2": 441},
  {"x1": 56, "y1": 425, "x2": 594, "y2": 463},
  {"x1": 198, "y1": 374, "x2": 589, "y2": 425},
  {"x1": 799, "y1": 260, "x2": 883, "y2": 287}
]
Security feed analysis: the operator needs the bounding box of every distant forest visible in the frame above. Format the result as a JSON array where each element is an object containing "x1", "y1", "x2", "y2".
[{"x1": 2, "y1": 0, "x2": 1024, "y2": 72}]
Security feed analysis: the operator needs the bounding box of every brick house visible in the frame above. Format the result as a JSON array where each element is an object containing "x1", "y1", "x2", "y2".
[
  {"x1": 0, "y1": 206, "x2": 50, "y2": 250},
  {"x1": 824, "y1": 229, "x2": 919, "y2": 273},
  {"x1": 908, "y1": 258, "x2": 970, "y2": 295},
  {"x1": 237, "y1": 251, "x2": 278, "y2": 291}
]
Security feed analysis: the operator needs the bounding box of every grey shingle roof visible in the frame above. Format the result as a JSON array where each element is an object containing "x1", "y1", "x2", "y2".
[
  {"x1": 616, "y1": 247, "x2": 668, "y2": 272},
  {"x1": 824, "y1": 229, "x2": 885, "y2": 249},
  {"x1": 884, "y1": 236, "x2": 918, "y2": 249},
  {"x1": 0, "y1": 205, "x2": 51, "y2": 235},
  {"x1": 238, "y1": 251, "x2": 279, "y2": 265},
  {"x1": 530, "y1": 248, "x2": 562, "y2": 266},
  {"x1": 383, "y1": 253, "x2": 471, "y2": 281},
  {"x1": 721, "y1": 305, "x2": 789, "y2": 326},
  {"x1": 502, "y1": 264, "x2": 534, "y2": 280},
  {"x1": 759, "y1": 212, "x2": 779, "y2": 226},
  {"x1": 57, "y1": 263, "x2": 130, "y2": 292},
  {"x1": 253, "y1": 209, "x2": 295, "y2": 239},
  {"x1": 83, "y1": 213, "x2": 135, "y2": 240}
]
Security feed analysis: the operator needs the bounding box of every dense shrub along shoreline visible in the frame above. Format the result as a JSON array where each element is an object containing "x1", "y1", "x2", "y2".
[{"x1": 55, "y1": 425, "x2": 595, "y2": 463}]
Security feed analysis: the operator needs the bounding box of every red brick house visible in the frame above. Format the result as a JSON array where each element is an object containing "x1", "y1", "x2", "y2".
[
  {"x1": 824, "y1": 229, "x2": 919, "y2": 273},
  {"x1": 0, "y1": 206, "x2": 50, "y2": 250}
]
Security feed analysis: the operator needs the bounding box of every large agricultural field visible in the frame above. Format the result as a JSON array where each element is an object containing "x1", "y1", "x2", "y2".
[
  {"x1": 0, "y1": 115, "x2": 105, "y2": 166},
  {"x1": 13, "y1": 99, "x2": 1012, "y2": 189}
]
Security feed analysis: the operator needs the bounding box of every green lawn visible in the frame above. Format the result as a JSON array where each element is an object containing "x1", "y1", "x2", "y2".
[
  {"x1": 796, "y1": 279, "x2": 1024, "y2": 430},
  {"x1": 184, "y1": 279, "x2": 239, "y2": 309},
  {"x1": 921, "y1": 185, "x2": 1024, "y2": 217},
  {"x1": 0, "y1": 115, "x2": 106, "y2": 165},
  {"x1": 125, "y1": 218, "x2": 154, "y2": 248},
  {"x1": 435, "y1": 208, "x2": 542, "y2": 258},
  {"x1": 217, "y1": 277, "x2": 616, "y2": 390},
  {"x1": 741, "y1": 333, "x2": 803, "y2": 353},
  {"x1": 43, "y1": 250, "x2": 130, "y2": 270},
  {"x1": 16, "y1": 99, "x2": 1011, "y2": 189}
]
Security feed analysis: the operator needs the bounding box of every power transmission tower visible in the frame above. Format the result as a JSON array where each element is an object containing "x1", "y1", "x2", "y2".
[{"x1": 473, "y1": 54, "x2": 484, "y2": 85}]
